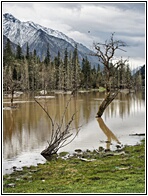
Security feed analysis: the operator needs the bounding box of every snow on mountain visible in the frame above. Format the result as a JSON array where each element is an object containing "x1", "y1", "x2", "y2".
[
  {"x1": 3, "y1": 13, "x2": 100, "y2": 66},
  {"x1": 28, "y1": 21, "x2": 76, "y2": 46},
  {"x1": 3, "y1": 13, "x2": 76, "y2": 47},
  {"x1": 3, "y1": 14, "x2": 39, "y2": 46}
]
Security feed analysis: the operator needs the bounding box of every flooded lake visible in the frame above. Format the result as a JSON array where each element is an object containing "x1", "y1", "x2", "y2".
[{"x1": 3, "y1": 91, "x2": 145, "y2": 174}]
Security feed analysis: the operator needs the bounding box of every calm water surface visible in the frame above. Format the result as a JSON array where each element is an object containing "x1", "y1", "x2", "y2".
[{"x1": 3, "y1": 91, "x2": 145, "y2": 174}]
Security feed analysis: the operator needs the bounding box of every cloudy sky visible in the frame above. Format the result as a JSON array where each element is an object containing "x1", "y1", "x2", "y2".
[{"x1": 2, "y1": 2, "x2": 146, "y2": 69}]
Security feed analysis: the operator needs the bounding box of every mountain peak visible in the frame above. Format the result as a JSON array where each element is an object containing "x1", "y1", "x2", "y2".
[
  {"x1": 3, "y1": 13, "x2": 20, "y2": 23},
  {"x1": 3, "y1": 13, "x2": 100, "y2": 66}
]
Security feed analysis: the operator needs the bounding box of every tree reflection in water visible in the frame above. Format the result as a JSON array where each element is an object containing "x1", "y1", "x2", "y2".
[{"x1": 96, "y1": 117, "x2": 121, "y2": 150}]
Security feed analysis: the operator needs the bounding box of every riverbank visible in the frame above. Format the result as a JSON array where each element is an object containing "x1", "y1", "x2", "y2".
[{"x1": 3, "y1": 139, "x2": 145, "y2": 193}]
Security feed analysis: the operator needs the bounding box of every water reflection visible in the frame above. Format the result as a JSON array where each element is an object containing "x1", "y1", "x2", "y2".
[
  {"x1": 3, "y1": 91, "x2": 145, "y2": 173},
  {"x1": 104, "y1": 91, "x2": 145, "y2": 119},
  {"x1": 97, "y1": 117, "x2": 121, "y2": 150}
]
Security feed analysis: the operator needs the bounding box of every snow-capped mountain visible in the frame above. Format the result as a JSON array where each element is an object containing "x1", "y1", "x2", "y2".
[
  {"x1": 3, "y1": 13, "x2": 99, "y2": 66},
  {"x1": 3, "y1": 13, "x2": 76, "y2": 47},
  {"x1": 3, "y1": 13, "x2": 37, "y2": 46}
]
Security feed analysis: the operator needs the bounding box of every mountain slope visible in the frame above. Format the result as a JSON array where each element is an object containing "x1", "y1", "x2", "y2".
[
  {"x1": 133, "y1": 65, "x2": 145, "y2": 86},
  {"x1": 22, "y1": 29, "x2": 76, "y2": 60},
  {"x1": 3, "y1": 13, "x2": 100, "y2": 66},
  {"x1": 3, "y1": 13, "x2": 37, "y2": 46},
  {"x1": 3, "y1": 35, "x2": 18, "y2": 53}
]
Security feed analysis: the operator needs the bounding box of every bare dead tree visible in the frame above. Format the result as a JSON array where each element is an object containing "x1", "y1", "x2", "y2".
[
  {"x1": 35, "y1": 96, "x2": 80, "y2": 160},
  {"x1": 4, "y1": 77, "x2": 21, "y2": 107},
  {"x1": 93, "y1": 33, "x2": 128, "y2": 117}
]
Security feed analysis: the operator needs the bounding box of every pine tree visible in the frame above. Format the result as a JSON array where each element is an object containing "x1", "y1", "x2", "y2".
[
  {"x1": 12, "y1": 67, "x2": 17, "y2": 80},
  {"x1": 3, "y1": 39, "x2": 22, "y2": 104},
  {"x1": 67, "y1": 52, "x2": 73, "y2": 90},
  {"x1": 44, "y1": 43, "x2": 50, "y2": 66},
  {"x1": 54, "y1": 51, "x2": 61, "y2": 90},
  {"x1": 16, "y1": 43, "x2": 23, "y2": 59},
  {"x1": 96, "y1": 64, "x2": 103, "y2": 88},
  {"x1": 67, "y1": 51, "x2": 73, "y2": 90},
  {"x1": 26, "y1": 42, "x2": 30, "y2": 60},
  {"x1": 48, "y1": 61, "x2": 56, "y2": 90},
  {"x1": 58, "y1": 61, "x2": 64, "y2": 90},
  {"x1": 133, "y1": 68, "x2": 143, "y2": 90},
  {"x1": 29, "y1": 52, "x2": 38, "y2": 91},
  {"x1": 82, "y1": 57, "x2": 91, "y2": 89},
  {"x1": 63, "y1": 48, "x2": 68, "y2": 91},
  {"x1": 72, "y1": 44, "x2": 81, "y2": 92},
  {"x1": 90, "y1": 66, "x2": 97, "y2": 88},
  {"x1": 3, "y1": 38, "x2": 14, "y2": 67},
  {"x1": 3, "y1": 38, "x2": 14, "y2": 92},
  {"x1": 125, "y1": 64, "x2": 132, "y2": 89}
]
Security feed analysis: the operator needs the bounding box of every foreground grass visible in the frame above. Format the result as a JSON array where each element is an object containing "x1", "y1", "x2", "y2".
[{"x1": 3, "y1": 140, "x2": 145, "y2": 193}]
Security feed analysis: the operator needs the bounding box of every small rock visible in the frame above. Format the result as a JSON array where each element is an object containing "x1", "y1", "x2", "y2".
[
  {"x1": 114, "y1": 151, "x2": 126, "y2": 156},
  {"x1": 16, "y1": 178, "x2": 21, "y2": 181},
  {"x1": 80, "y1": 158, "x2": 96, "y2": 162},
  {"x1": 40, "y1": 90, "x2": 47, "y2": 95},
  {"x1": 6, "y1": 183, "x2": 16, "y2": 188},
  {"x1": 116, "y1": 144, "x2": 122, "y2": 149},
  {"x1": 105, "y1": 149, "x2": 110, "y2": 152},
  {"x1": 75, "y1": 149, "x2": 82, "y2": 153},
  {"x1": 12, "y1": 166, "x2": 17, "y2": 170},
  {"x1": 30, "y1": 169, "x2": 38, "y2": 173},
  {"x1": 98, "y1": 146, "x2": 104, "y2": 151},
  {"x1": 86, "y1": 149, "x2": 91, "y2": 153}
]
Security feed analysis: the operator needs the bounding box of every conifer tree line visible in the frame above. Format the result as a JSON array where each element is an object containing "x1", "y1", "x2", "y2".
[{"x1": 3, "y1": 38, "x2": 143, "y2": 93}]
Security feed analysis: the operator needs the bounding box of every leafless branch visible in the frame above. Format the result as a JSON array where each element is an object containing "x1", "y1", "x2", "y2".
[
  {"x1": 34, "y1": 96, "x2": 81, "y2": 160},
  {"x1": 92, "y1": 33, "x2": 129, "y2": 117},
  {"x1": 34, "y1": 98, "x2": 54, "y2": 131}
]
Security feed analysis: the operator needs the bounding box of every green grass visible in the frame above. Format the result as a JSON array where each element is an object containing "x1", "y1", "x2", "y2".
[
  {"x1": 98, "y1": 86, "x2": 106, "y2": 92},
  {"x1": 3, "y1": 140, "x2": 145, "y2": 193}
]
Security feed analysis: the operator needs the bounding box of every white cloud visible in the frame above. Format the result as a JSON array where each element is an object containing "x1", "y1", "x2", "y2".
[
  {"x1": 2, "y1": 2, "x2": 145, "y2": 68},
  {"x1": 129, "y1": 58, "x2": 145, "y2": 70}
]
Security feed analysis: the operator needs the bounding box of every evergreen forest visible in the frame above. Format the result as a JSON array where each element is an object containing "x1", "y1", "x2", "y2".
[{"x1": 3, "y1": 38, "x2": 144, "y2": 94}]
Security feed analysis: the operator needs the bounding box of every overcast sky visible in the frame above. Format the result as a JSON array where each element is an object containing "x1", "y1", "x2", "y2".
[{"x1": 2, "y1": 2, "x2": 146, "y2": 69}]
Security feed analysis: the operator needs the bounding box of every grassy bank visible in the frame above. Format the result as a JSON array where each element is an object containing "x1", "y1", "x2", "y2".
[{"x1": 3, "y1": 140, "x2": 145, "y2": 193}]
